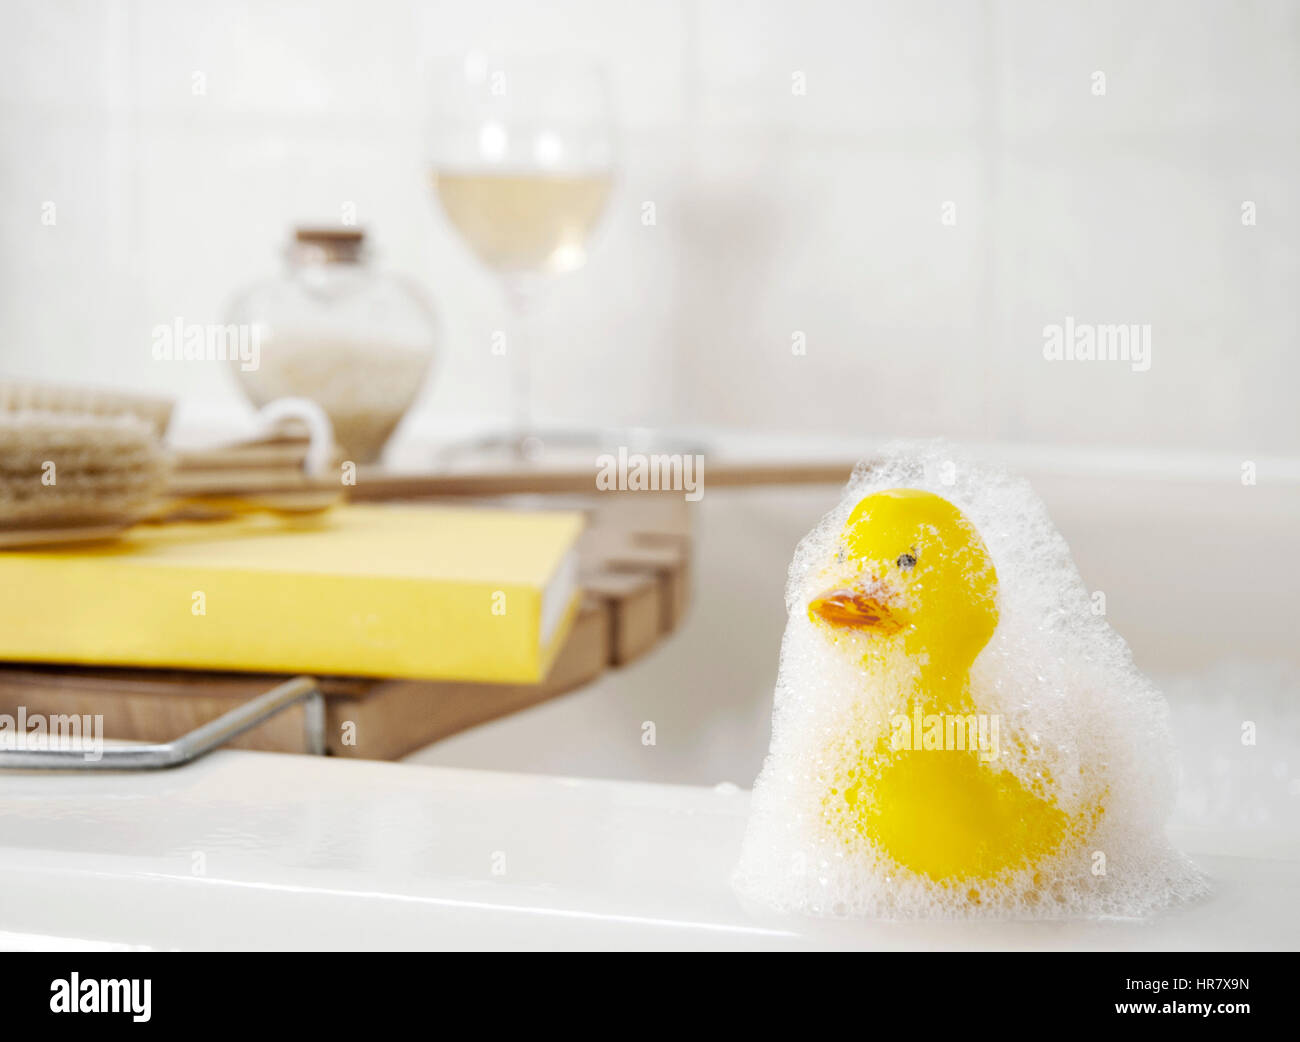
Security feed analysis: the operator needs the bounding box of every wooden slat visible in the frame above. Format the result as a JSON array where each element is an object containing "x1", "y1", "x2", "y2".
[
  {"x1": 0, "y1": 667, "x2": 315, "y2": 753},
  {"x1": 350, "y1": 460, "x2": 858, "y2": 499},
  {"x1": 581, "y1": 571, "x2": 661, "y2": 665}
]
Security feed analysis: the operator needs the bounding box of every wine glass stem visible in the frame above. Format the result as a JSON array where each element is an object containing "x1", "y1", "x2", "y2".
[{"x1": 503, "y1": 278, "x2": 536, "y2": 457}]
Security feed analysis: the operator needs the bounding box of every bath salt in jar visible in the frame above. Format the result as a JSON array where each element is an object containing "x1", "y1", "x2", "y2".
[{"x1": 228, "y1": 227, "x2": 438, "y2": 463}]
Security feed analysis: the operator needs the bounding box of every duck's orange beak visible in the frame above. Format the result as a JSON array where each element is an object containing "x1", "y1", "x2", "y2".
[{"x1": 808, "y1": 585, "x2": 904, "y2": 633}]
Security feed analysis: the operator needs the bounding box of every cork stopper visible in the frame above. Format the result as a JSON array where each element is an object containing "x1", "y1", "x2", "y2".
[{"x1": 292, "y1": 227, "x2": 366, "y2": 263}]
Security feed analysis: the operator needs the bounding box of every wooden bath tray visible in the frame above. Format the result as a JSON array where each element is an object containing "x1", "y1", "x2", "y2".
[{"x1": 0, "y1": 489, "x2": 691, "y2": 761}]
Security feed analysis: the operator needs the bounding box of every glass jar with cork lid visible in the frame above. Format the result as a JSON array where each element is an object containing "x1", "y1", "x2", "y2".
[{"x1": 228, "y1": 227, "x2": 438, "y2": 462}]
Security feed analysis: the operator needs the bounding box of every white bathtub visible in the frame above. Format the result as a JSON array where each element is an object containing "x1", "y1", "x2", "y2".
[
  {"x1": 2, "y1": 437, "x2": 1297, "y2": 949},
  {"x1": 416, "y1": 442, "x2": 1300, "y2": 860}
]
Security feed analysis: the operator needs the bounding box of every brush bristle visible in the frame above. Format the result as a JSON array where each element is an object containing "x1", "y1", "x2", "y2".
[
  {"x1": 0, "y1": 381, "x2": 173, "y2": 439},
  {"x1": 0, "y1": 411, "x2": 170, "y2": 529}
]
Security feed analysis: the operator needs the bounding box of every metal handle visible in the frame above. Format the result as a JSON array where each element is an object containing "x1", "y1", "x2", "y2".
[{"x1": 0, "y1": 675, "x2": 325, "y2": 770}]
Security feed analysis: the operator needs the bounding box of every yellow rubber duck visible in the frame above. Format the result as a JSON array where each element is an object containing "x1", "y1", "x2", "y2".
[{"x1": 807, "y1": 488, "x2": 1103, "y2": 886}]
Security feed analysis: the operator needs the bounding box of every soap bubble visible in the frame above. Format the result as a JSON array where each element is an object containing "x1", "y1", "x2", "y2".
[{"x1": 733, "y1": 442, "x2": 1209, "y2": 919}]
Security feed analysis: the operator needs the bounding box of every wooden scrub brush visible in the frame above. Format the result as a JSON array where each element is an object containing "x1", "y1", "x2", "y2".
[{"x1": 0, "y1": 385, "x2": 343, "y2": 549}]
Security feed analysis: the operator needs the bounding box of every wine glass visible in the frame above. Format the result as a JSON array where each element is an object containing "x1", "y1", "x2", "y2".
[{"x1": 428, "y1": 51, "x2": 617, "y2": 463}]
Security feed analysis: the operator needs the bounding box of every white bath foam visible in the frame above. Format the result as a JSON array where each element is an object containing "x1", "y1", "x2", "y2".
[{"x1": 733, "y1": 442, "x2": 1210, "y2": 919}]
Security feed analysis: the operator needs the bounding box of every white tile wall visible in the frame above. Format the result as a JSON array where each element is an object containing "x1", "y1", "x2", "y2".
[
  {"x1": 695, "y1": 0, "x2": 987, "y2": 134},
  {"x1": 0, "y1": 0, "x2": 1295, "y2": 452}
]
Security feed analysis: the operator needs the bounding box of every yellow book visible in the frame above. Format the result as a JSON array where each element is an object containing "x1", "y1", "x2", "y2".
[{"x1": 0, "y1": 504, "x2": 584, "y2": 684}]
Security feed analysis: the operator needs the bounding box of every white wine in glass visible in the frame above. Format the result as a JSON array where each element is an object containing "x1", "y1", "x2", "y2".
[
  {"x1": 429, "y1": 52, "x2": 617, "y2": 461},
  {"x1": 434, "y1": 170, "x2": 614, "y2": 276}
]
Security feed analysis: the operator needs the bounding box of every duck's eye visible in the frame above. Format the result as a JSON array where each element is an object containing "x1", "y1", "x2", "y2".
[{"x1": 896, "y1": 552, "x2": 917, "y2": 571}]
